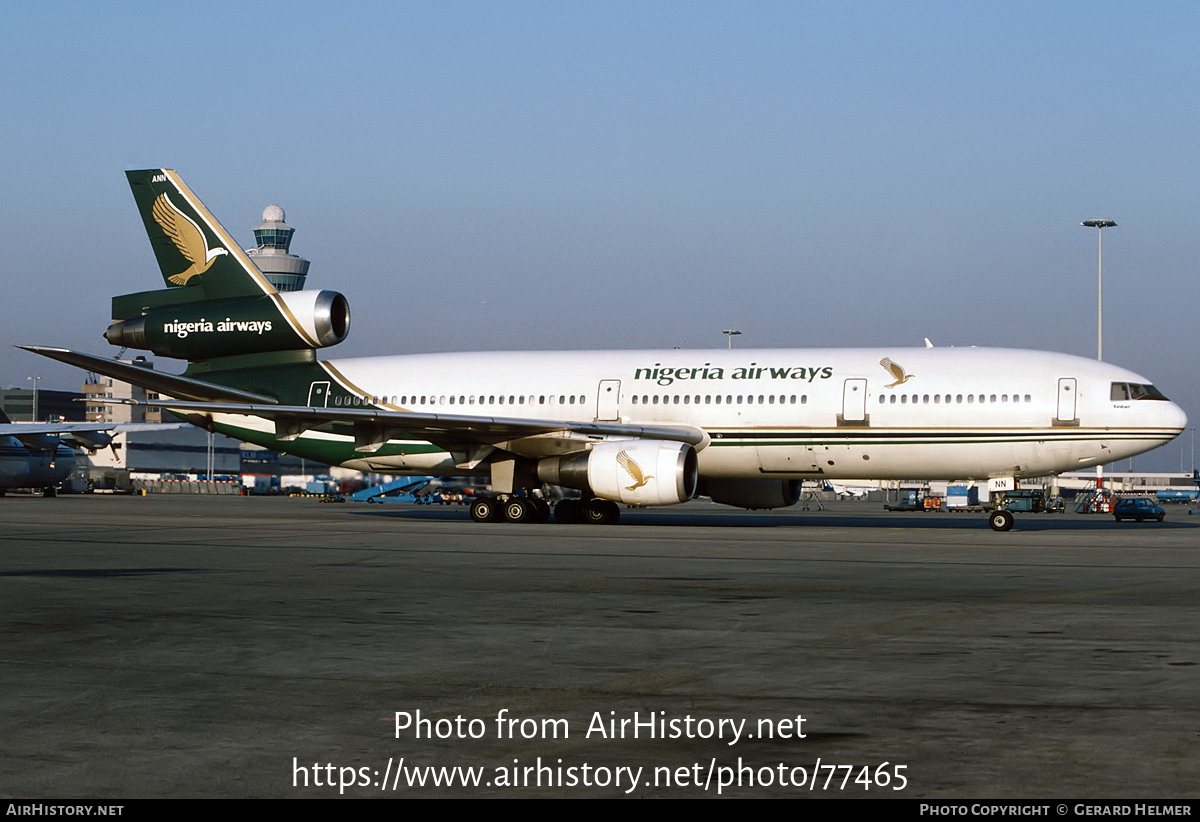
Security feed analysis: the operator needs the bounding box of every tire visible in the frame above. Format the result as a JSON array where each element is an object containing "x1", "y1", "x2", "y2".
[
  {"x1": 504, "y1": 499, "x2": 532, "y2": 523},
  {"x1": 584, "y1": 499, "x2": 620, "y2": 525},
  {"x1": 554, "y1": 499, "x2": 583, "y2": 524},
  {"x1": 470, "y1": 497, "x2": 502, "y2": 523},
  {"x1": 988, "y1": 510, "x2": 1014, "y2": 532},
  {"x1": 528, "y1": 497, "x2": 551, "y2": 523}
]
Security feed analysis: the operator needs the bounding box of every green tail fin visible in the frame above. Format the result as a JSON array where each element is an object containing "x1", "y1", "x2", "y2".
[{"x1": 125, "y1": 169, "x2": 276, "y2": 300}]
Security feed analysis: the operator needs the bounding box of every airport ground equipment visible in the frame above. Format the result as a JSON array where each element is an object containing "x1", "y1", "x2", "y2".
[
  {"x1": 351, "y1": 476, "x2": 438, "y2": 503},
  {"x1": 992, "y1": 488, "x2": 1064, "y2": 514},
  {"x1": 1074, "y1": 488, "x2": 1117, "y2": 514}
]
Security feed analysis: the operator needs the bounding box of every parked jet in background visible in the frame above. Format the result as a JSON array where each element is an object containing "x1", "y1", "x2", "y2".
[
  {"x1": 822, "y1": 481, "x2": 873, "y2": 500},
  {"x1": 0, "y1": 410, "x2": 177, "y2": 495},
  {"x1": 21, "y1": 169, "x2": 1188, "y2": 528}
]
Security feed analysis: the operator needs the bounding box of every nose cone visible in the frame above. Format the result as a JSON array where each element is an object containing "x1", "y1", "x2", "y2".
[{"x1": 1165, "y1": 400, "x2": 1188, "y2": 433}]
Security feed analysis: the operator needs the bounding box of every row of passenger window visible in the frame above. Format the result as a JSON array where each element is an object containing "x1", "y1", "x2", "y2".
[
  {"x1": 334, "y1": 394, "x2": 591, "y2": 407},
  {"x1": 332, "y1": 393, "x2": 811, "y2": 408},
  {"x1": 333, "y1": 391, "x2": 1034, "y2": 409},
  {"x1": 631, "y1": 394, "x2": 807, "y2": 406},
  {"x1": 880, "y1": 393, "x2": 1033, "y2": 405}
]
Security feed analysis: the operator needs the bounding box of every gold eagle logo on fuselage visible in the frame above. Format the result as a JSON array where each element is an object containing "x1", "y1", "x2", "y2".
[
  {"x1": 880, "y1": 357, "x2": 916, "y2": 388},
  {"x1": 152, "y1": 192, "x2": 228, "y2": 285},
  {"x1": 617, "y1": 450, "x2": 654, "y2": 491}
]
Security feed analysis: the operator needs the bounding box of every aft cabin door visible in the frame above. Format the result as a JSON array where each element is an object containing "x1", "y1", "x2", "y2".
[
  {"x1": 1056, "y1": 378, "x2": 1078, "y2": 425},
  {"x1": 596, "y1": 380, "x2": 621, "y2": 421},
  {"x1": 307, "y1": 381, "x2": 331, "y2": 408}
]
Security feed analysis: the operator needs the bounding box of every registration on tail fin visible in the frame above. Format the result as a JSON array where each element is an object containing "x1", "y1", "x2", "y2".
[{"x1": 106, "y1": 170, "x2": 350, "y2": 362}]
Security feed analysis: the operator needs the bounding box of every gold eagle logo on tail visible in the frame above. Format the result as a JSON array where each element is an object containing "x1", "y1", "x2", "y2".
[
  {"x1": 617, "y1": 450, "x2": 654, "y2": 491},
  {"x1": 880, "y1": 357, "x2": 916, "y2": 388},
  {"x1": 152, "y1": 192, "x2": 228, "y2": 284}
]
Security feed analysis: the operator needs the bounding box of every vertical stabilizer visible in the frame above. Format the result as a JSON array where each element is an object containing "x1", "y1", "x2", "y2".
[{"x1": 126, "y1": 169, "x2": 277, "y2": 300}]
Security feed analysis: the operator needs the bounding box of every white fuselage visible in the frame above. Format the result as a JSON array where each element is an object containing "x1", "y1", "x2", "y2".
[{"x1": 242, "y1": 346, "x2": 1186, "y2": 482}]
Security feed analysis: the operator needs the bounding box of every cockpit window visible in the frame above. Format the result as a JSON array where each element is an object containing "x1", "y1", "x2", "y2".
[{"x1": 1111, "y1": 382, "x2": 1169, "y2": 401}]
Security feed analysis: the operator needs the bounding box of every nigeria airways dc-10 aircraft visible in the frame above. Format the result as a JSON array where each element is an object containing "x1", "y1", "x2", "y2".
[{"x1": 22, "y1": 170, "x2": 1187, "y2": 529}]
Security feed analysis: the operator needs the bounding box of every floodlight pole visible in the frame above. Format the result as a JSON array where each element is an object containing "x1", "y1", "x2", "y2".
[
  {"x1": 1081, "y1": 219, "x2": 1116, "y2": 491},
  {"x1": 26, "y1": 376, "x2": 40, "y2": 422},
  {"x1": 723, "y1": 329, "x2": 741, "y2": 349},
  {"x1": 1081, "y1": 219, "x2": 1116, "y2": 361}
]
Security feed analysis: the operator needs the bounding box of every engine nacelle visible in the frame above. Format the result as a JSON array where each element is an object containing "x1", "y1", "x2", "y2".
[
  {"x1": 103, "y1": 289, "x2": 350, "y2": 360},
  {"x1": 538, "y1": 440, "x2": 698, "y2": 506},
  {"x1": 702, "y1": 478, "x2": 802, "y2": 510}
]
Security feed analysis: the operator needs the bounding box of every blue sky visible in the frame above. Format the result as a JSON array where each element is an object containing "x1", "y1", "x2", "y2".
[{"x1": 2, "y1": 1, "x2": 1196, "y2": 470}]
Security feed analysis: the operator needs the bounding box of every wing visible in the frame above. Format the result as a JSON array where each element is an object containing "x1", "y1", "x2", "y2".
[
  {"x1": 1, "y1": 421, "x2": 183, "y2": 452},
  {"x1": 20, "y1": 346, "x2": 708, "y2": 462},
  {"x1": 121, "y1": 399, "x2": 709, "y2": 460},
  {"x1": 0, "y1": 422, "x2": 179, "y2": 436}
]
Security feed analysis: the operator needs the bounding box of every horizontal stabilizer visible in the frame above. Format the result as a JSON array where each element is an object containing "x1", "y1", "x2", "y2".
[{"x1": 17, "y1": 346, "x2": 278, "y2": 404}]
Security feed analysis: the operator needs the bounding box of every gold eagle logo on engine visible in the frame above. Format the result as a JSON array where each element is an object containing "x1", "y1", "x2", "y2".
[
  {"x1": 152, "y1": 192, "x2": 229, "y2": 284},
  {"x1": 880, "y1": 357, "x2": 916, "y2": 388},
  {"x1": 617, "y1": 450, "x2": 654, "y2": 491}
]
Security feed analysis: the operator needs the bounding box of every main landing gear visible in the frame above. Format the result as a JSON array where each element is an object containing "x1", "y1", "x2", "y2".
[
  {"x1": 468, "y1": 496, "x2": 620, "y2": 525},
  {"x1": 469, "y1": 495, "x2": 549, "y2": 523},
  {"x1": 552, "y1": 498, "x2": 620, "y2": 525}
]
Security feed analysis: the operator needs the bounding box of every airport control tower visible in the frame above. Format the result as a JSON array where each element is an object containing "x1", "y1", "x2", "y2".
[{"x1": 245, "y1": 204, "x2": 310, "y2": 291}]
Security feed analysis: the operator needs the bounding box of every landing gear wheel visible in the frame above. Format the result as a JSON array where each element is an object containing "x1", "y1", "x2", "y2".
[
  {"x1": 583, "y1": 499, "x2": 620, "y2": 525},
  {"x1": 470, "y1": 497, "x2": 502, "y2": 523},
  {"x1": 989, "y1": 510, "x2": 1015, "y2": 532},
  {"x1": 554, "y1": 499, "x2": 584, "y2": 524},
  {"x1": 527, "y1": 497, "x2": 551, "y2": 523},
  {"x1": 504, "y1": 498, "x2": 533, "y2": 523}
]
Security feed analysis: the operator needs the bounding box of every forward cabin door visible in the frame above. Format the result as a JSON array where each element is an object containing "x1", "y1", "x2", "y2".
[{"x1": 1056, "y1": 377, "x2": 1078, "y2": 425}]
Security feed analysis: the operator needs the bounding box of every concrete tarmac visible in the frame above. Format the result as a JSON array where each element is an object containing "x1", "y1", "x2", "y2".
[{"x1": 2, "y1": 494, "x2": 1197, "y2": 798}]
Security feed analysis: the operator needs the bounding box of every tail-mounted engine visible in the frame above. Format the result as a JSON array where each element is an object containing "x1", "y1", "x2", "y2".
[
  {"x1": 103, "y1": 289, "x2": 350, "y2": 360},
  {"x1": 538, "y1": 440, "x2": 698, "y2": 506}
]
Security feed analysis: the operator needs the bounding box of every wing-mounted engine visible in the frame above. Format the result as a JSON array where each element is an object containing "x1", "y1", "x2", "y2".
[
  {"x1": 103, "y1": 289, "x2": 350, "y2": 360},
  {"x1": 537, "y1": 440, "x2": 698, "y2": 506},
  {"x1": 66, "y1": 430, "x2": 115, "y2": 452},
  {"x1": 701, "y1": 477, "x2": 802, "y2": 510}
]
